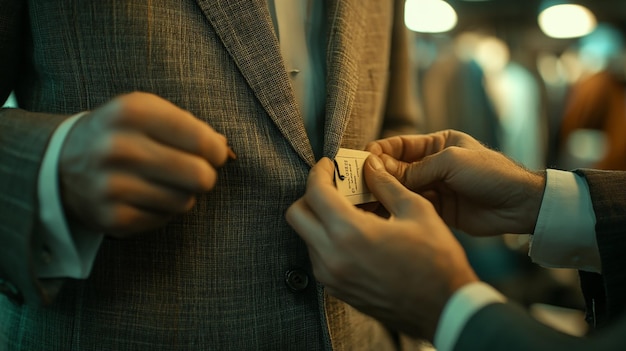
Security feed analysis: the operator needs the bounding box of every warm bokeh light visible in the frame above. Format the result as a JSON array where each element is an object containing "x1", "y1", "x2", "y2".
[
  {"x1": 537, "y1": 53, "x2": 562, "y2": 85},
  {"x1": 405, "y1": 0, "x2": 458, "y2": 33},
  {"x1": 475, "y1": 36, "x2": 510, "y2": 73},
  {"x1": 566, "y1": 129, "x2": 607, "y2": 163},
  {"x1": 538, "y1": 4, "x2": 597, "y2": 39}
]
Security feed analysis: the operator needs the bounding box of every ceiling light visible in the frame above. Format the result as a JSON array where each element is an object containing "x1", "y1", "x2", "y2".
[
  {"x1": 538, "y1": 3, "x2": 597, "y2": 39},
  {"x1": 405, "y1": 0, "x2": 458, "y2": 33}
]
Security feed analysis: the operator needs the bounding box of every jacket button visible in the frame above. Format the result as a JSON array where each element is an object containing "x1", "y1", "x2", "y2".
[
  {"x1": 284, "y1": 269, "x2": 310, "y2": 292},
  {"x1": 0, "y1": 278, "x2": 24, "y2": 305}
]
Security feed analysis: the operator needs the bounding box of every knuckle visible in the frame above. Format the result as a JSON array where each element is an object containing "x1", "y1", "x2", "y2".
[
  {"x1": 97, "y1": 206, "x2": 128, "y2": 232},
  {"x1": 108, "y1": 92, "x2": 152, "y2": 126},
  {"x1": 327, "y1": 221, "x2": 359, "y2": 246},
  {"x1": 395, "y1": 192, "x2": 428, "y2": 215},
  {"x1": 98, "y1": 174, "x2": 126, "y2": 201},
  {"x1": 394, "y1": 193, "x2": 416, "y2": 209},
  {"x1": 330, "y1": 220, "x2": 355, "y2": 235},
  {"x1": 96, "y1": 134, "x2": 118, "y2": 159},
  {"x1": 439, "y1": 146, "x2": 465, "y2": 163},
  {"x1": 103, "y1": 206, "x2": 146, "y2": 233},
  {"x1": 324, "y1": 256, "x2": 352, "y2": 281},
  {"x1": 97, "y1": 134, "x2": 141, "y2": 165},
  {"x1": 365, "y1": 141, "x2": 382, "y2": 155},
  {"x1": 110, "y1": 214, "x2": 133, "y2": 232}
]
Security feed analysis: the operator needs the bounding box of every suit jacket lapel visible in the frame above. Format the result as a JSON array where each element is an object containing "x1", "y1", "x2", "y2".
[
  {"x1": 323, "y1": 0, "x2": 365, "y2": 158},
  {"x1": 195, "y1": 0, "x2": 316, "y2": 165}
]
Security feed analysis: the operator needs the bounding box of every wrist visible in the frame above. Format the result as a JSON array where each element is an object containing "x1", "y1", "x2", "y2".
[
  {"x1": 434, "y1": 282, "x2": 507, "y2": 351},
  {"x1": 430, "y1": 256, "x2": 480, "y2": 340},
  {"x1": 520, "y1": 170, "x2": 546, "y2": 234}
]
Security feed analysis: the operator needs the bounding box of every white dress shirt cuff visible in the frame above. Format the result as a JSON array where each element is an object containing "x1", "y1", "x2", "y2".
[
  {"x1": 434, "y1": 282, "x2": 507, "y2": 351},
  {"x1": 529, "y1": 169, "x2": 601, "y2": 273},
  {"x1": 36, "y1": 112, "x2": 103, "y2": 279}
]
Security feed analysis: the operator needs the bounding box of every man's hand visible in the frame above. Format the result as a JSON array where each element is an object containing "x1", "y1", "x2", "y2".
[
  {"x1": 366, "y1": 130, "x2": 546, "y2": 236},
  {"x1": 286, "y1": 157, "x2": 478, "y2": 341},
  {"x1": 59, "y1": 92, "x2": 232, "y2": 237}
]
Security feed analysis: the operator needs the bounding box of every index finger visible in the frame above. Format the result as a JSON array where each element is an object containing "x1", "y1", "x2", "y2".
[
  {"x1": 109, "y1": 92, "x2": 230, "y2": 167},
  {"x1": 365, "y1": 130, "x2": 474, "y2": 163}
]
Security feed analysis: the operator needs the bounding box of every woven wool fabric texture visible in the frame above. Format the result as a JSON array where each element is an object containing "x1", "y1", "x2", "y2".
[{"x1": 0, "y1": 0, "x2": 423, "y2": 350}]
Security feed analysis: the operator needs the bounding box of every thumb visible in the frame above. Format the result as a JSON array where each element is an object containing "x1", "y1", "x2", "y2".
[
  {"x1": 379, "y1": 153, "x2": 447, "y2": 192},
  {"x1": 364, "y1": 155, "x2": 428, "y2": 219}
]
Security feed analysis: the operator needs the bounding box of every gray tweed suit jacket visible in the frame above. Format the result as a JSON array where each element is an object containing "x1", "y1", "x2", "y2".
[{"x1": 0, "y1": 0, "x2": 422, "y2": 350}]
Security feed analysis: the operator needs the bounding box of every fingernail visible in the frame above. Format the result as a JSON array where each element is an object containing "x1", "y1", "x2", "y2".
[
  {"x1": 227, "y1": 146, "x2": 237, "y2": 160},
  {"x1": 368, "y1": 154, "x2": 384, "y2": 170}
]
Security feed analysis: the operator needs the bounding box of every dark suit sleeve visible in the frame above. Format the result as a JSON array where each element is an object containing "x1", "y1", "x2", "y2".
[
  {"x1": 0, "y1": 1, "x2": 68, "y2": 306},
  {"x1": 454, "y1": 302, "x2": 626, "y2": 351},
  {"x1": 575, "y1": 169, "x2": 626, "y2": 328},
  {"x1": 0, "y1": 0, "x2": 22, "y2": 100},
  {"x1": 453, "y1": 170, "x2": 626, "y2": 351}
]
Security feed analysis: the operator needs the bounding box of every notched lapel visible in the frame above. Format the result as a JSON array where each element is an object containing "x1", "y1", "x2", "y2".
[
  {"x1": 323, "y1": 0, "x2": 365, "y2": 158},
  {"x1": 195, "y1": 0, "x2": 316, "y2": 165}
]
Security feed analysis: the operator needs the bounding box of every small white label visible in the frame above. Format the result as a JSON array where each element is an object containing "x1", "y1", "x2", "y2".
[{"x1": 334, "y1": 148, "x2": 377, "y2": 205}]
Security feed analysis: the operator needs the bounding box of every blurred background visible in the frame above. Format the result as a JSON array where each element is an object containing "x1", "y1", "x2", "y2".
[{"x1": 406, "y1": 0, "x2": 626, "y2": 338}]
